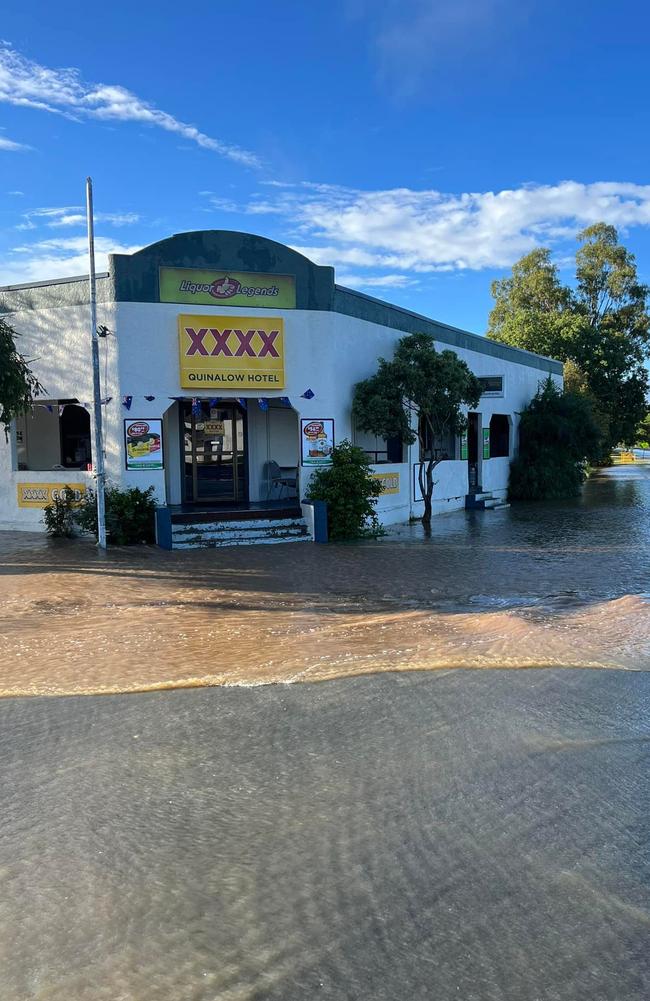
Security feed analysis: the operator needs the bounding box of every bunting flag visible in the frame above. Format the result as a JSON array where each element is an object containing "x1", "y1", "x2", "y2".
[
  {"x1": 122, "y1": 395, "x2": 133, "y2": 410},
  {"x1": 257, "y1": 398, "x2": 269, "y2": 411},
  {"x1": 144, "y1": 395, "x2": 156, "y2": 402},
  {"x1": 101, "y1": 396, "x2": 112, "y2": 405},
  {"x1": 82, "y1": 402, "x2": 91, "y2": 410},
  {"x1": 209, "y1": 398, "x2": 221, "y2": 408},
  {"x1": 46, "y1": 404, "x2": 53, "y2": 413},
  {"x1": 237, "y1": 398, "x2": 247, "y2": 409},
  {"x1": 58, "y1": 405, "x2": 65, "y2": 417},
  {"x1": 191, "y1": 397, "x2": 202, "y2": 417},
  {"x1": 279, "y1": 397, "x2": 292, "y2": 407},
  {"x1": 301, "y1": 388, "x2": 315, "y2": 400}
]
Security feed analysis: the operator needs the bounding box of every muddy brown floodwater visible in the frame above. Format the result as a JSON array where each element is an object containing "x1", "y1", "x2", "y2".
[
  {"x1": 1, "y1": 465, "x2": 650, "y2": 696},
  {"x1": 0, "y1": 466, "x2": 649, "y2": 1001}
]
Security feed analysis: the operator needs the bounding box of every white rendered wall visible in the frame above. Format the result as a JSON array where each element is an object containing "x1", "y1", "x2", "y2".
[{"x1": 0, "y1": 297, "x2": 561, "y2": 531}]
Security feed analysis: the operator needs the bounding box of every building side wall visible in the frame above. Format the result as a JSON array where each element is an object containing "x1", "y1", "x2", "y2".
[{"x1": 0, "y1": 297, "x2": 562, "y2": 533}]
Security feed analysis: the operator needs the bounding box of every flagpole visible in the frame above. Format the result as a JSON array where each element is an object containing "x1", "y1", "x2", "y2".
[{"x1": 86, "y1": 176, "x2": 107, "y2": 549}]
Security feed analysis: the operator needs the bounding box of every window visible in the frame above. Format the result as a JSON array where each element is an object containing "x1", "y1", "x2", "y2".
[
  {"x1": 478, "y1": 376, "x2": 504, "y2": 397},
  {"x1": 353, "y1": 426, "x2": 404, "y2": 463},
  {"x1": 15, "y1": 401, "x2": 92, "y2": 471},
  {"x1": 489, "y1": 414, "x2": 510, "y2": 458},
  {"x1": 418, "y1": 417, "x2": 455, "y2": 461}
]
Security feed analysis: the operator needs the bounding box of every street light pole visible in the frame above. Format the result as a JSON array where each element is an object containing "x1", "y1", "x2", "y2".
[{"x1": 86, "y1": 176, "x2": 107, "y2": 549}]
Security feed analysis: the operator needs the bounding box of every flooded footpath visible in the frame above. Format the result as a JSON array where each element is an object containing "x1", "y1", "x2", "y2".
[
  {"x1": 1, "y1": 464, "x2": 650, "y2": 696},
  {"x1": 0, "y1": 466, "x2": 649, "y2": 1000}
]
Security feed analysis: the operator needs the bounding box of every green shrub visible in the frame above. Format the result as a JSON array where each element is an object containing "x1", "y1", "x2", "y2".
[
  {"x1": 305, "y1": 439, "x2": 383, "y2": 540},
  {"x1": 43, "y1": 487, "x2": 78, "y2": 538},
  {"x1": 76, "y1": 485, "x2": 157, "y2": 545},
  {"x1": 509, "y1": 378, "x2": 602, "y2": 500}
]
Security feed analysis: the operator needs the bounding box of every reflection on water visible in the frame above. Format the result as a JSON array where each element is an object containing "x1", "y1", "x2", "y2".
[{"x1": 1, "y1": 465, "x2": 649, "y2": 696}]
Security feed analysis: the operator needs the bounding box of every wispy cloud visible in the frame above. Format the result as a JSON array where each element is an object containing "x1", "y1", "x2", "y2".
[
  {"x1": 0, "y1": 43, "x2": 260, "y2": 167},
  {"x1": 0, "y1": 234, "x2": 141, "y2": 285},
  {"x1": 16, "y1": 206, "x2": 141, "y2": 230},
  {"x1": 0, "y1": 135, "x2": 31, "y2": 152},
  {"x1": 349, "y1": 0, "x2": 524, "y2": 97},
  {"x1": 214, "y1": 180, "x2": 650, "y2": 276}
]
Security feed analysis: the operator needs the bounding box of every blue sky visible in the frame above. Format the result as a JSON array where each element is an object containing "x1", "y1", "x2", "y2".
[{"x1": 1, "y1": 0, "x2": 650, "y2": 334}]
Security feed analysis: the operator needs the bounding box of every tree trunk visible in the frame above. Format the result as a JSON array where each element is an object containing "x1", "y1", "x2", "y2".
[{"x1": 420, "y1": 458, "x2": 439, "y2": 529}]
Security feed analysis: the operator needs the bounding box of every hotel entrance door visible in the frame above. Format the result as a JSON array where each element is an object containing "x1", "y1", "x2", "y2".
[{"x1": 182, "y1": 401, "x2": 247, "y2": 503}]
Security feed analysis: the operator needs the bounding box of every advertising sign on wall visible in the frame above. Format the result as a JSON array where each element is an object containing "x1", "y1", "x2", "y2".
[
  {"x1": 301, "y1": 419, "x2": 334, "y2": 466},
  {"x1": 371, "y1": 471, "x2": 400, "y2": 495},
  {"x1": 17, "y1": 483, "x2": 86, "y2": 509},
  {"x1": 460, "y1": 432, "x2": 468, "y2": 461},
  {"x1": 178, "y1": 315, "x2": 285, "y2": 390},
  {"x1": 124, "y1": 419, "x2": 164, "y2": 470},
  {"x1": 161, "y1": 268, "x2": 296, "y2": 309}
]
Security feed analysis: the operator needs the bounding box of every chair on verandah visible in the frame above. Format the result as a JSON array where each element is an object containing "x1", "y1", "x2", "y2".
[{"x1": 264, "y1": 460, "x2": 298, "y2": 500}]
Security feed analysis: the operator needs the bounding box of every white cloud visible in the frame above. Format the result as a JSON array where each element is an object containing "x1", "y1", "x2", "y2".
[
  {"x1": 0, "y1": 135, "x2": 30, "y2": 151},
  {"x1": 336, "y1": 273, "x2": 418, "y2": 290},
  {"x1": 244, "y1": 180, "x2": 650, "y2": 274},
  {"x1": 16, "y1": 206, "x2": 141, "y2": 230},
  {"x1": 1, "y1": 235, "x2": 141, "y2": 285},
  {"x1": 0, "y1": 43, "x2": 259, "y2": 167}
]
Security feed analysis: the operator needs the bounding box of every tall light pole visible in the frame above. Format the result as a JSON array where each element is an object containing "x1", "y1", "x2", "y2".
[{"x1": 86, "y1": 176, "x2": 107, "y2": 549}]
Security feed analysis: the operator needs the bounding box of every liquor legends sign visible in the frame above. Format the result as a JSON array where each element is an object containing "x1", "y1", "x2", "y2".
[
  {"x1": 178, "y1": 315, "x2": 285, "y2": 389},
  {"x1": 161, "y1": 268, "x2": 296, "y2": 309}
]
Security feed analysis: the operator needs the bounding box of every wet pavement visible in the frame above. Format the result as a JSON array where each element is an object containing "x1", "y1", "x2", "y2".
[
  {"x1": 1, "y1": 464, "x2": 650, "y2": 696},
  {"x1": 1, "y1": 670, "x2": 648, "y2": 1000},
  {"x1": 0, "y1": 465, "x2": 649, "y2": 999}
]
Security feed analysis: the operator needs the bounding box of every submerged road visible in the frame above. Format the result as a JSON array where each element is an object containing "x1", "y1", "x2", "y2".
[{"x1": 1, "y1": 668, "x2": 648, "y2": 1000}]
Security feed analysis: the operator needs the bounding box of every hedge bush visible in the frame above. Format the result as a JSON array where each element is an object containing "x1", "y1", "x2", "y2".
[{"x1": 305, "y1": 439, "x2": 383, "y2": 540}]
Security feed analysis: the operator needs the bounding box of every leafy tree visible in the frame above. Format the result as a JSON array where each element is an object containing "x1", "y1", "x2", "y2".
[
  {"x1": 487, "y1": 225, "x2": 650, "y2": 456},
  {"x1": 305, "y1": 440, "x2": 383, "y2": 540},
  {"x1": 509, "y1": 378, "x2": 602, "y2": 500},
  {"x1": 0, "y1": 316, "x2": 43, "y2": 436},
  {"x1": 635, "y1": 413, "x2": 650, "y2": 449},
  {"x1": 352, "y1": 332, "x2": 481, "y2": 526}
]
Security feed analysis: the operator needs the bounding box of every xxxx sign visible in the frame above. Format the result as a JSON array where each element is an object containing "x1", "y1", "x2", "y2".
[{"x1": 178, "y1": 315, "x2": 285, "y2": 389}]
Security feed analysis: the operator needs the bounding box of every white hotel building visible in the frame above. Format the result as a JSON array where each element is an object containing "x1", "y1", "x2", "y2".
[{"x1": 0, "y1": 230, "x2": 562, "y2": 546}]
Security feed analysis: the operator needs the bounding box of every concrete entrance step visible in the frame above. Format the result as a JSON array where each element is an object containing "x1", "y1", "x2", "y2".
[
  {"x1": 484, "y1": 498, "x2": 511, "y2": 511},
  {"x1": 465, "y1": 493, "x2": 510, "y2": 511},
  {"x1": 171, "y1": 515, "x2": 310, "y2": 549}
]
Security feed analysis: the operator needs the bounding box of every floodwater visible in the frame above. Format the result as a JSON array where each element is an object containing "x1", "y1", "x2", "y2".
[
  {"x1": 1, "y1": 671, "x2": 648, "y2": 1000},
  {"x1": 1, "y1": 466, "x2": 649, "y2": 1000},
  {"x1": 1, "y1": 465, "x2": 650, "y2": 696}
]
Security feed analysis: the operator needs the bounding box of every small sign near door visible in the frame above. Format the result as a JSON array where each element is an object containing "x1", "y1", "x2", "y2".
[
  {"x1": 124, "y1": 419, "x2": 164, "y2": 470},
  {"x1": 204, "y1": 420, "x2": 225, "y2": 435},
  {"x1": 301, "y1": 419, "x2": 334, "y2": 465},
  {"x1": 482, "y1": 428, "x2": 490, "y2": 460},
  {"x1": 460, "y1": 432, "x2": 468, "y2": 461}
]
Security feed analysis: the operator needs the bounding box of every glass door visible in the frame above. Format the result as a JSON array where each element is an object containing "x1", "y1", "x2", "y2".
[{"x1": 182, "y1": 401, "x2": 246, "y2": 502}]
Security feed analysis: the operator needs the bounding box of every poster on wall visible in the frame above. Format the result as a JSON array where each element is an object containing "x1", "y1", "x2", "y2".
[
  {"x1": 124, "y1": 419, "x2": 164, "y2": 470},
  {"x1": 301, "y1": 419, "x2": 335, "y2": 466}
]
